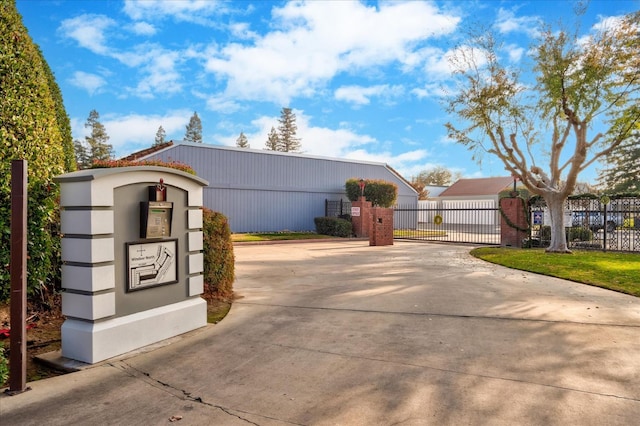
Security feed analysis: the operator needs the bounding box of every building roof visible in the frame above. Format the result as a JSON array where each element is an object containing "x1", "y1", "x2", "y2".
[
  {"x1": 438, "y1": 176, "x2": 514, "y2": 197},
  {"x1": 140, "y1": 141, "x2": 418, "y2": 195},
  {"x1": 120, "y1": 141, "x2": 174, "y2": 161}
]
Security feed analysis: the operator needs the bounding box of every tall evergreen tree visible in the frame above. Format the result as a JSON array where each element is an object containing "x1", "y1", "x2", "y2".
[
  {"x1": 84, "y1": 109, "x2": 113, "y2": 162},
  {"x1": 0, "y1": 0, "x2": 66, "y2": 300},
  {"x1": 277, "y1": 107, "x2": 301, "y2": 152},
  {"x1": 184, "y1": 111, "x2": 203, "y2": 143},
  {"x1": 73, "y1": 139, "x2": 90, "y2": 169},
  {"x1": 598, "y1": 131, "x2": 640, "y2": 193},
  {"x1": 265, "y1": 126, "x2": 279, "y2": 150},
  {"x1": 236, "y1": 131, "x2": 249, "y2": 148},
  {"x1": 154, "y1": 125, "x2": 166, "y2": 146}
]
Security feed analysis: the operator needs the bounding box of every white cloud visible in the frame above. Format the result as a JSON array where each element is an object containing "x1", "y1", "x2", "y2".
[
  {"x1": 591, "y1": 15, "x2": 625, "y2": 32},
  {"x1": 130, "y1": 22, "x2": 156, "y2": 36},
  {"x1": 343, "y1": 148, "x2": 428, "y2": 171},
  {"x1": 68, "y1": 71, "x2": 106, "y2": 95},
  {"x1": 72, "y1": 110, "x2": 193, "y2": 156},
  {"x1": 59, "y1": 14, "x2": 116, "y2": 55},
  {"x1": 123, "y1": 0, "x2": 223, "y2": 23},
  {"x1": 127, "y1": 47, "x2": 184, "y2": 98},
  {"x1": 224, "y1": 110, "x2": 376, "y2": 158},
  {"x1": 494, "y1": 8, "x2": 540, "y2": 37},
  {"x1": 411, "y1": 82, "x2": 448, "y2": 99},
  {"x1": 504, "y1": 43, "x2": 525, "y2": 63},
  {"x1": 204, "y1": 1, "x2": 460, "y2": 105},
  {"x1": 204, "y1": 94, "x2": 242, "y2": 114},
  {"x1": 334, "y1": 84, "x2": 404, "y2": 106}
]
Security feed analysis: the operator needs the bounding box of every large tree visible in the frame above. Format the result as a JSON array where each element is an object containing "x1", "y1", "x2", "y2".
[
  {"x1": 445, "y1": 11, "x2": 640, "y2": 253},
  {"x1": 597, "y1": 130, "x2": 640, "y2": 193},
  {"x1": 0, "y1": 0, "x2": 67, "y2": 300},
  {"x1": 410, "y1": 166, "x2": 461, "y2": 200},
  {"x1": 184, "y1": 111, "x2": 203, "y2": 143},
  {"x1": 84, "y1": 109, "x2": 113, "y2": 162},
  {"x1": 277, "y1": 107, "x2": 301, "y2": 152}
]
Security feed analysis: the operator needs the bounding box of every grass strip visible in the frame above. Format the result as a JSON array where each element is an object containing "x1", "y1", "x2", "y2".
[{"x1": 471, "y1": 247, "x2": 640, "y2": 297}]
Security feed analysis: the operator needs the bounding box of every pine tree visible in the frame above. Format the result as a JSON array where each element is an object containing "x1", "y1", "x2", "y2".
[
  {"x1": 598, "y1": 132, "x2": 640, "y2": 193},
  {"x1": 236, "y1": 131, "x2": 249, "y2": 148},
  {"x1": 154, "y1": 125, "x2": 166, "y2": 146},
  {"x1": 184, "y1": 111, "x2": 203, "y2": 143},
  {"x1": 84, "y1": 109, "x2": 113, "y2": 162},
  {"x1": 277, "y1": 107, "x2": 301, "y2": 152},
  {"x1": 73, "y1": 139, "x2": 90, "y2": 169},
  {"x1": 265, "y1": 126, "x2": 279, "y2": 150}
]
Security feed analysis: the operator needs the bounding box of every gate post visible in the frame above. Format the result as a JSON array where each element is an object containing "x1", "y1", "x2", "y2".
[
  {"x1": 351, "y1": 197, "x2": 372, "y2": 238},
  {"x1": 500, "y1": 197, "x2": 528, "y2": 248},
  {"x1": 370, "y1": 207, "x2": 394, "y2": 246}
]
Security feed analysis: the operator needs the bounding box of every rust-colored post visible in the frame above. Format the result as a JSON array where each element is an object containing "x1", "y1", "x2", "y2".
[{"x1": 8, "y1": 159, "x2": 29, "y2": 394}]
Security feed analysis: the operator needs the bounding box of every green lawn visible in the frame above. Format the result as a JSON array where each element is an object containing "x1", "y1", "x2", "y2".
[
  {"x1": 231, "y1": 232, "x2": 336, "y2": 242},
  {"x1": 471, "y1": 247, "x2": 640, "y2": 297}
]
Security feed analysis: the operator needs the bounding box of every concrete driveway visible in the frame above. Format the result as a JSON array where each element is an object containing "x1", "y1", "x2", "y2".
[{"x1": 2, "y1": 241, "x2": 640, "y2": 425}]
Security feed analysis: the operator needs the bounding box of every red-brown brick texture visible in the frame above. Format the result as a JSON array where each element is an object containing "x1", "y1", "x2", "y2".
[
  {"x1": 500, "y1": 198, "x2": 528, "y2": 248},
  {"x1": 370, "y1": 207, "x2": 394, "y2": 246},
  {"x1": 352, "y1": 197, "x2": 372, "y2": 238}
]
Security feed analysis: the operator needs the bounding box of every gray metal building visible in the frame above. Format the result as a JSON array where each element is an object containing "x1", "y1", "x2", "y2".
[{"x1": 143, "y1": 142, "x2": 418, "y2": 233}]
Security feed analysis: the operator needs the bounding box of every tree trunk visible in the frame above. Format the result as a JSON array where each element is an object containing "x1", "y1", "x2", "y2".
[{"x1": 545, "y1": 194, "x2": 570, "y2": 253}]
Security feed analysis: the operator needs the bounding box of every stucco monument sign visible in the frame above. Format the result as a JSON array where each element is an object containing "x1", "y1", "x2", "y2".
[{"x1": 54, "y1": 166, "x2": 208, "y2": 364}]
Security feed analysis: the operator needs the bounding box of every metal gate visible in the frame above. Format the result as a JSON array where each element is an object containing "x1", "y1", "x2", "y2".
[
  {"x1": 530, "y1": 196, "x2": 640, "y2": 252},
  {"x1": 394, "y1": 202, "x2": 501, "y2": 245}
]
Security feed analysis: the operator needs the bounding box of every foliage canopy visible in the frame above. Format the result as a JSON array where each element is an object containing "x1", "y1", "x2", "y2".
[{"x1": 445, "y1": 10, "x2": 640, "y2": 252}]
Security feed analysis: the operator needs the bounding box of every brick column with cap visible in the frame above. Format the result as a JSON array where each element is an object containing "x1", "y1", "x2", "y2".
[
  {"x1": 370, "y1": 207, "x2": 394, "y2": 246},
  {"x1": 500, "y1": 197, "x2": 528, "y2": 248},
  {"x1": 351, "y1": 197, "x2": 372, "y2": 238}
]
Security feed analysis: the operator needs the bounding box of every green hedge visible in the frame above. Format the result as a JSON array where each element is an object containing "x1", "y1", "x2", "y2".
[
  {"x1": 314, "y1": 217, "x2": 352, "y2": 237},
  {"x1": 568, "y1": 227, "x2": 594, "y2": 242},
  {"x1": 202, "y1": 208, "x2": 235, "y2": 300},
  {"x1": 345, "y1": 178, "x2": 398, "y2": 207}
]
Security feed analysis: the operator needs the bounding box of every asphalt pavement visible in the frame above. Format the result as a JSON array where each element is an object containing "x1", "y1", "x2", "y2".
[{"x1": 1, "y1": 241, "x2": 639, "y2": 425}]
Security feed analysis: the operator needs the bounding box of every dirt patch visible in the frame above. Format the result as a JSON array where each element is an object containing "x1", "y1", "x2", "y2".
[{"x1": 1, "y1": 298, "x2": 232, "y2": 387}]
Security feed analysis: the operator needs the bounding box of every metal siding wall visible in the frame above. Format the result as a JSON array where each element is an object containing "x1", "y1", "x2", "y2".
[{"x1": 148, "y1": 145, "x2": 417, "y2": 232}]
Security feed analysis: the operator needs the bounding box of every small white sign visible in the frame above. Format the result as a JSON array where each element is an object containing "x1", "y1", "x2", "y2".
[{"x1": 351, "y1": 207, "x2": 361, "y2": 217}]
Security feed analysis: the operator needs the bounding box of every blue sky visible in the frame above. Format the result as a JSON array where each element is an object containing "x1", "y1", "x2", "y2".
[{"x1": 17, "y1": 0, "x2": 639, "y2": 183}]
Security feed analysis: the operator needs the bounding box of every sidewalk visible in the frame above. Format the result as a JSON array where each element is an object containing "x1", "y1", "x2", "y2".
[{"x1": 2, "y1": 241, "x2": 639, "y2": 425}]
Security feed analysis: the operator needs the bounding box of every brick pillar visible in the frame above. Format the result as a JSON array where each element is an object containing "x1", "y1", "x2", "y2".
[
  {"x1": 500, "y1": 198, "x2": 528, "y2": 248},
  {"x1": 370, "y1": 207, "x2": 394, "y2": 246},
  {"x1": 351, "y1": 197, "x2": 372, "y2": 238}
]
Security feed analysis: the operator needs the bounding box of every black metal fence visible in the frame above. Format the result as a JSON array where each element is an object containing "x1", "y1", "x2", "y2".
[
  {"x1": 394, "y1": 202, "x2": 501, "y2": 245},
  {"x1": 326, "y1": 196, "x2": 639, "y2": 252},
  {"x1": 530, "y1": 196, "x2": 640, "y2": 252}
]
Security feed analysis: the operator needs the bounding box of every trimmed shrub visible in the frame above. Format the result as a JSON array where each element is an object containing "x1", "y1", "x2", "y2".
[
  {"x1": 91, "y1": 159, "x2": 196, "y2": 175},
  {"x1": 202, "y1": 208, "x2": 235, "y2": 300},
  {"x1": 314, "y1": 216, "x2": 353, "y2": 237},
  {"x1": 1, "y1": 2, "x2": 67, "y2": 303},
  {"x1": 568, "y1": 226, "x2": 593, "y2": 242},
  {"x1": 539, "y1": 225, "x2": 552, "y2": 241},
  {"x1": 345, "y1": 178, "x2": 398, "y2": 207}
]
